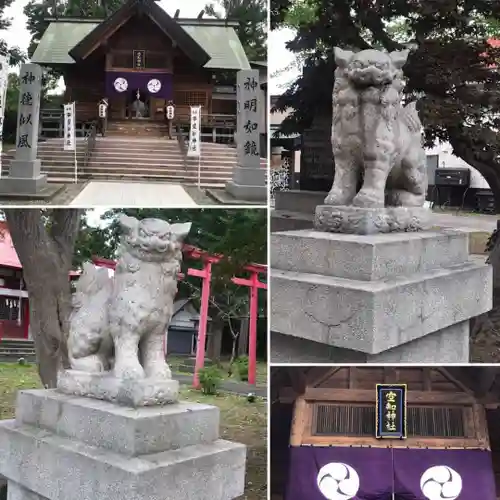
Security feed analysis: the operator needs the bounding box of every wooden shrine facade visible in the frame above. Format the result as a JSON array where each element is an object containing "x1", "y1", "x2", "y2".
[
  {"x1": 287, "y1": 366, "x2": 489, "y2": 449},
  {"x1": 32, "y1": 0, "x2": 251, "y2": 128},
  {"x1": 271, "y1": 366, "x2": 500, "y2": 498}
]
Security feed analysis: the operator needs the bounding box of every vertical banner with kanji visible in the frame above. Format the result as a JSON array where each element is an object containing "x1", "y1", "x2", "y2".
[
  {"x1": 376, "y1": 384, "x2": 407, "y2": 439},
  {"x1": 187, "y1": 105, "x2": 201, "y2": 157},
  {"x1": 0, "y1": 54, "x2": 10, "y2": 177},
  {"x1": 63, "y1": 102, "x2": 76, "y2": 151},
  {"x1": 236, "y1": 70, "x2": 260, "y2": 167},
  {"x1": 15, "y1": 64, "x2": 42, "y2": 163}
]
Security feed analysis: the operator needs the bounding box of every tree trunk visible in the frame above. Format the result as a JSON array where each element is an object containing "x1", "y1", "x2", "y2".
[
  {"x1": 230, "y1": 335, "x2": 238, "y2": 365},
  {"x1": 209, "y1": 316, "x2": 224, "y2": 362},
  {"x1": 238, "y1": 317, "x2": 249, "y2": 356},
  {"x1": 4, "y1": 209, "x2": 82, "y2": 388}
]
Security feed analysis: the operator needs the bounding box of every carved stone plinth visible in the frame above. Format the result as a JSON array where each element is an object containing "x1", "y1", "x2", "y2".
[
  {"x1": 57, "y1": 370, "x2": 179, "y2": 408},
  {"x1": 0, "y1": 390, "x2": 246, "y2": 500},
  {"x1": 314, "y1": 205, "x2": 432, "y2": 234}
]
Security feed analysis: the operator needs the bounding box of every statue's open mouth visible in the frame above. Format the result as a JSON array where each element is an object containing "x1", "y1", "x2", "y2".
[
  {"x1": 348, "y1": 68, "x2": 394, "y2": 88},
  {"x1": 138, "y1": 242, "x2": 169, "y2": 253}
]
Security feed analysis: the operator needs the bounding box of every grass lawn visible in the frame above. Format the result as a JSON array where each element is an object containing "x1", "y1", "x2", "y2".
[
  {"x1": 0, "y1": 363, "x2": 267, "y2": 499},
  {"x1": 168, "y1": 355, "x2": 268, "y2": 387}
]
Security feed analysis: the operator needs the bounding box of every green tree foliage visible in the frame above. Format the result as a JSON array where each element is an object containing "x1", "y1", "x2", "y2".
[
  {"x1": 273, "y1": 0, "x2": 500, "y2": 207},
  {"x1": 0, "y1": 0, "x2": 27, "y2": 65},
  {"x1": 73, "y1": 208, "x2": 267, "y2": 317},
  {"x1": 205, "y1": 0, "x2": 267, "y2": 61},
  {"x1": 24, "y1": 0, "x2": 125, "y2": 59}
]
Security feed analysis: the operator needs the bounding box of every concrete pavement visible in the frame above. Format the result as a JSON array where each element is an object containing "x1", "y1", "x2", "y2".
[{"x1": 69, "y1": 181, "x2": 197, "y2": 207}]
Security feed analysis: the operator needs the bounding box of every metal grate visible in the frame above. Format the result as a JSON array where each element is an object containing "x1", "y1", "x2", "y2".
[
  {"x1": 312, "y1": 404, "x2": 466, "y2": 438},
  {"x1": 314, "y1": 405, "x2": 375, "y2": 436},
  {"x1": 408, "y1": 406, "x2": 465, "y2": 437}
]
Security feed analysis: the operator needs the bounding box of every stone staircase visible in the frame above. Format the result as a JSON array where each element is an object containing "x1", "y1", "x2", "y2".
[
  {"x1": 1, "y1": 135, "x2": 267, "y2": 188},
  {"x1": 0, "y1": 338, "x2": 36, "y2": 362},
  {"x1": 106, "y1": 119, "x2": 169, "y2": 137}
]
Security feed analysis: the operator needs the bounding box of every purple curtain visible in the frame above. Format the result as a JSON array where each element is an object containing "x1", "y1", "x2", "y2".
[
  {"x1": 285, "y1": 446, "x2": 393, "y2": 500},
  {"x1": 105, "y1": 71, "x2": 173, "y2": 99},
  {"x1": 393, "y1": 448, "x2": 497, "y2": 500}
]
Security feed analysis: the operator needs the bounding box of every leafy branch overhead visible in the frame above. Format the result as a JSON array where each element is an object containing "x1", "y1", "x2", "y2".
[
  {"x1": 74, "y1": 208, "x2": 268, "y2": 318},
  {"x1": 273, "y1": 0, "x2": 500, "y2": 209}
]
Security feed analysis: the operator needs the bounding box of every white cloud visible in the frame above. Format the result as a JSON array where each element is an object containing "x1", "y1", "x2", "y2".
[{"x1": 269, "y1": 27, "x2": 300, "y2": 95}]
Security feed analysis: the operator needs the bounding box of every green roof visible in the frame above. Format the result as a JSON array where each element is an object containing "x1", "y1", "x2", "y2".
[
  {"x1": 32, "y1": 22, "x2": 98, "y2": 65},
  {"x1": 182, "y1": 25, "x2": 250, "y2": 70},
  {"x1": 31, "y1": 20, "x2": 250, "y2": 70}
]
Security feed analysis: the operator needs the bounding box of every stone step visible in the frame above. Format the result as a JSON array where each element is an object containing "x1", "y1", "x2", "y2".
[
  {"x1": 0, "y1": 349, "x2": 36, "y2": 356},
  {"x1": 88, "y1": 158, "x2": 237, "y2": 167},
  {"x1": 42, "y1": 172, "x2": 227, "y2": 187},
  {"x1": 92, "y1": 148, "x2": 237, "y2": 158}
]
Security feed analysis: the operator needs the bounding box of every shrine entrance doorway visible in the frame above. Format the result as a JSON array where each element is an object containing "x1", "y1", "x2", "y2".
[{"x1": 127, "y1": 88, "x2": 151, "y2": 119}]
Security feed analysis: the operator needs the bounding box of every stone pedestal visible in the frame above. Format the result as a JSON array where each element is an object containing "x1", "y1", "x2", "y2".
[
  {"x1": 226, "y1": 169, "x2": 267, "y2": 201},
  {"x1": 271, "y1": 229, "x2": 492, "y2": 363},
  {"x1": 0, "y1": 390, "x2": 246, "y2": 500},
  {"x1": 0, "y1": 64, "x2": 49, "y2": 197},
  {"x1": 0, "y1": 159, "x2": 48, "y2": 195}
]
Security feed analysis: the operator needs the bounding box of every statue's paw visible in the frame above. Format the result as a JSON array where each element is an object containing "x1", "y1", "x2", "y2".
[
  {"x1": 352, "y1": 190, "x2": 384, "y2": 208},
  {"x1": 145, "y1": 363, "x2": 172, "y2": 380},
  {"x1": 113, "y1": 363, "x2": 145, "y2": 380},
  {"x1": 324, "y1": 190, "x2": 350, "y2": 206}
]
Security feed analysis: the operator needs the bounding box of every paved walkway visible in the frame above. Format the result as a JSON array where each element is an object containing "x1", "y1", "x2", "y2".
[
  {"x1": 430, "y1": 212, "x2": 498, "y2": 232},
  {"x1": 69, "y1": 181, "x2": 197, "y2": 207},
  {"x1": 173, "y1": 373, "x2": 267, "y2": 398}
]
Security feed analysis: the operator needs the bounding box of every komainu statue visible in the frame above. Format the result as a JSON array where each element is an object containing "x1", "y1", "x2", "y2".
[
  {"x1": 315, "y1": 47, "x2": 429, "y2": 234},
  {"x1": 68, "y1": 215, "x2": 191, "y2": 381}
]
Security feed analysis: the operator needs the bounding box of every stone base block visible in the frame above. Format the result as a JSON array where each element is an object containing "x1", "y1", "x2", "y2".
[
  {"x1": 0, "y1": 389, "x2": 246, "y2": 500},
  {"x1": 314, "y1": 204, "x2": 432, "y2": 234},
  {"x1": 271, "y1": 228, "x2": 492, "y2": 362},
  {"x1": 0, "y1": 421, "x2": 245, "y2": 500},
  {"x1": 0, "y1": 175, "x2": 48, "y2": 195},
  {"x1": 8, "y1": 159, "x2": 43, "y2": 178},
  {"x1": 271, "y1": 320, "x2": 470, "y2": 363},
  {"x1": 16, "y1": 390, "x2": 219, "y2": 456},
  {"x1": 7, "y1": 482, "x2": 45, "y2": 500},
  {"x1": 225, "y1": 180, "x2": 267, "y2": 201},
  {"x1": 272, "y1": 229, "x2": 469, "y2": 281},
  {"x1": 57, "y1": 370, "x2": 179, "y2": 408}
]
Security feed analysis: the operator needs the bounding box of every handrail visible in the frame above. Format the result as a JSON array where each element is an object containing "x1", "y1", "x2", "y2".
[{"x1": 83, "y1": 122, "x2": 97, "y2": 168}]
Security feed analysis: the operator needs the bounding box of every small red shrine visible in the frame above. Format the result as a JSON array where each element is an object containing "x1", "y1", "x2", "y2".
[{"x1": 0, "y1": 222, "x2": 79, "y2": 341}]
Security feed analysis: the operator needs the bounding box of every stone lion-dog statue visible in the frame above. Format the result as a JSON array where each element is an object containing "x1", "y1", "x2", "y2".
[
  {"x1": 325, "y1": 47, "x2": 427, "y2": 209},
  {"x1": 68, "y1": 215, "x2": 191, "y2": 380}
]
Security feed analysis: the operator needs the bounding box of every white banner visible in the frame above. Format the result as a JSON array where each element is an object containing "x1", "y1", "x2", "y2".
[
  {"x1": 0, "y1": 55, "x2": 9, "y2": 177},
  {"x1": 187, "y1": 105, "x2": 201, "y2": 157},
  {"x1": 63, "y1": 102, "x2": 75, "y2": 151}
]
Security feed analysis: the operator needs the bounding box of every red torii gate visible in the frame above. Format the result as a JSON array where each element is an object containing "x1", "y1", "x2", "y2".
[
  {"x1": 91, "y1": 244, "x2": 267, "y2": 387},
  {"x1": 231, "y1": 264, "x2": 267, "y2": 386}
]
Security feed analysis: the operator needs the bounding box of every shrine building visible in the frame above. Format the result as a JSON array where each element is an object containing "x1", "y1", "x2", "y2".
[
  {"x1": 271, "y1": 366, "x2": 500, "y2": 500},
  {"x1": 30, "y1": 0, "x2": 253, "y2": 132}
]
